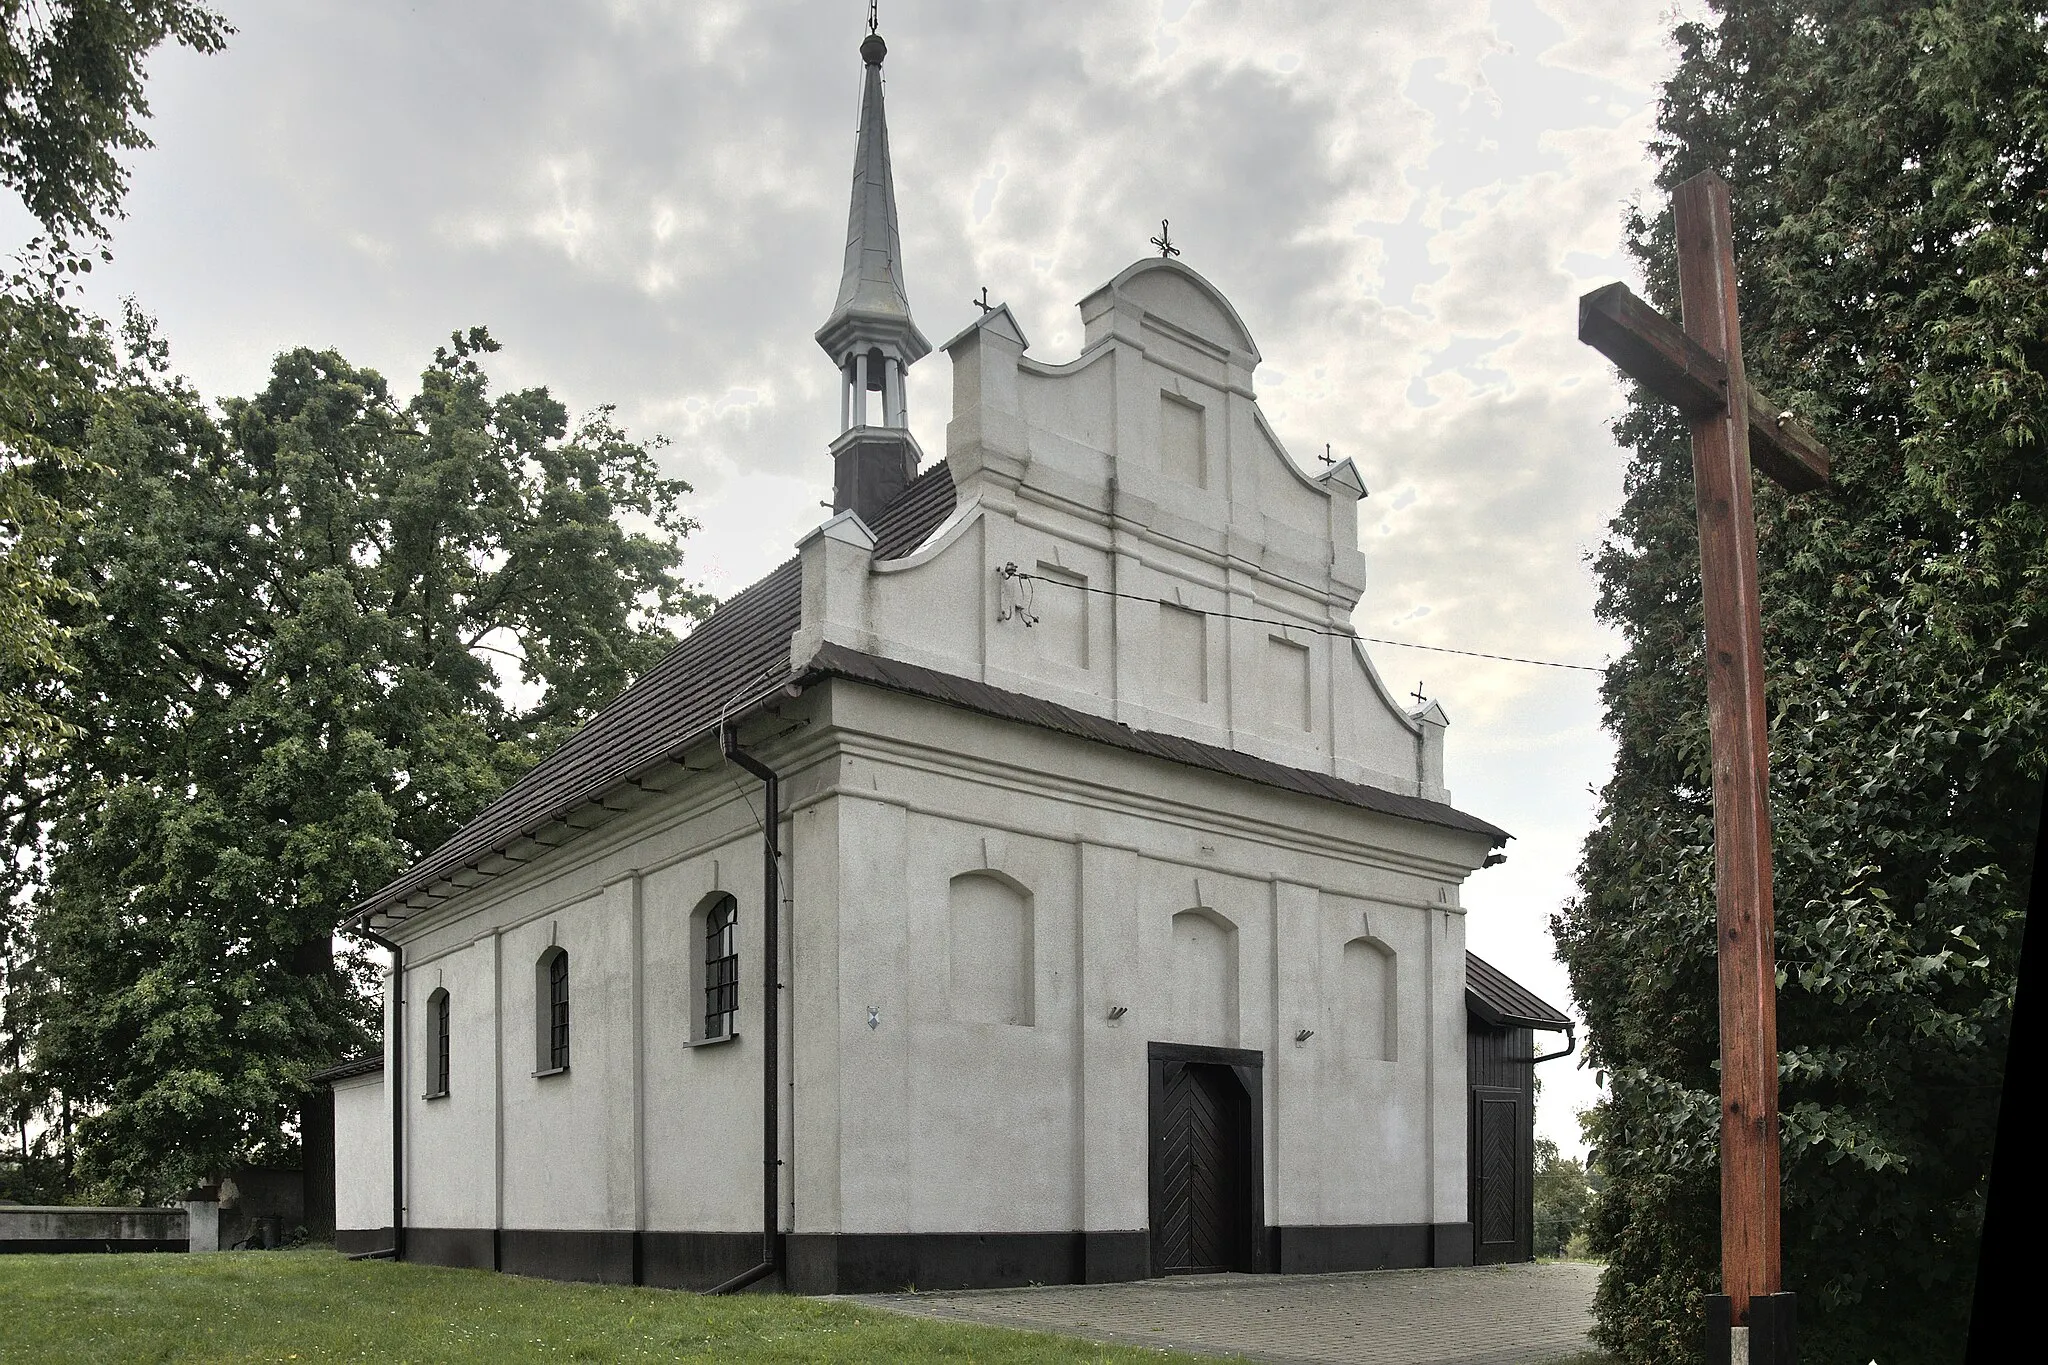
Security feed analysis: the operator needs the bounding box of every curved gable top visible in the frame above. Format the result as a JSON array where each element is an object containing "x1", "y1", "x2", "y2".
[{"x1": 1081, "y1": 257, "x2": 1262, "y2": 363}]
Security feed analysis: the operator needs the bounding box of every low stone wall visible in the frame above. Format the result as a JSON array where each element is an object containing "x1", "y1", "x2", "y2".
[{"x1": 0, "y1": 1205, "x2": 189, "y2": 1254}]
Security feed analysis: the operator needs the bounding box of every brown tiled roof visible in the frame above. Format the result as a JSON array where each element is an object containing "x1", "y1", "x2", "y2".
[
  {"x1": 352, "y1": 458, "x2": 1510, "y2": 930},
  {"x1": 1464, "y1": 951, "x2": 1571, "y2": 1030}
]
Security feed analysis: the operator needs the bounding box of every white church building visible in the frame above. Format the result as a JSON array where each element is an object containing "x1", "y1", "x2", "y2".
[{"x1": 330, "y1": 20, "x2": 1569, "y2": 1294}]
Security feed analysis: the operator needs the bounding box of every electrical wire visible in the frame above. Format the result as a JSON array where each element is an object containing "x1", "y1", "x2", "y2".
[{"x1": 999, "y1": 566, "x2": 1605, "y2": 675}]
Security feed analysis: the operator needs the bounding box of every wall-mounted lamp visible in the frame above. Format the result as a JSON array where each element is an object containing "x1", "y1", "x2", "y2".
[
  {"x1": 1295, "y1": 1028, "x2": 1315, "y2": 1043},
  {"x1": 1107, "y1": 1006, "x2": 1129, "y2": 1021}
]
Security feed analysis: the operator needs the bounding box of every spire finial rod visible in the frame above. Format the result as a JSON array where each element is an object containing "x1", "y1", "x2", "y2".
[{"x1": 868, "y1": 0, "x2": 879, "y2": 35}]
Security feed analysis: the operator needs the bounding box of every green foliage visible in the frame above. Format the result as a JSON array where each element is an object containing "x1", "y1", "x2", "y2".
[
  {"x1": 0, "y1": 1249, "x2": 1209, "y2": 1362},
  {"x1": 1552, "y1": 2, "x2": 2045, "y2": 1361},
  {"x1": 0, "y1": 0, "x2": 230, "y2": 252},
  {"x1": 1534, "y1": 1137, "x2": 1596, "y2": 1260},
  {"x1": 4, "y1": 321, "x2": 711, "y2": 1200}
]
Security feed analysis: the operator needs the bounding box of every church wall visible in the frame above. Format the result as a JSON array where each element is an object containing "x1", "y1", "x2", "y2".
[
  {"x1": 382, "y1": 776, "x2": 781, "y2": 1261},
  {"x1": 332, "y1": 1071, "x2": 389, "y2": 1243},
  {"x1": 639, "y1": 851, "x2": 769, "y2": 1233},
  {"x1": 797, "y1": 681, "x2": 1490, "y2": 1276},
  {"x1": 493, "y1": 885, "x2": 633, "y2": 1231},
  {"x1": 405, "y1": 938, "x2": 497, "y2": 1231},
  {"x1": 907, "y1": 260, "x2": 1442, "y2": 811}
]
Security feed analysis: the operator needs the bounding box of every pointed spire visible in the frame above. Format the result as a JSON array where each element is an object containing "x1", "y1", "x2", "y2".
[
  {"x1": 817, "y1": 15, "x2": 928, "y2": 527},
  {"x1": 816, "y1": 20, "x2": 929, "y2": 428}
]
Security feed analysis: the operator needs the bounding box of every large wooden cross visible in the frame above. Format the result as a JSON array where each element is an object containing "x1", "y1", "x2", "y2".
[{"x1": 1578, "y1": 170, "x2": 1829, "y2": 1363}]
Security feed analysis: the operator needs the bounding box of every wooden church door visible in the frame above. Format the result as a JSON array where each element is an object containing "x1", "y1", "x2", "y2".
[{"x1": 1148, "y1": 1044, "x2": 1264, "y2": 1275}]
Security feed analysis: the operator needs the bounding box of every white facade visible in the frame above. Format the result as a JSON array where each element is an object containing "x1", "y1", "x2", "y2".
[{"x1": 337, "y1": 256, "x2": 1505, "y2": 1291}]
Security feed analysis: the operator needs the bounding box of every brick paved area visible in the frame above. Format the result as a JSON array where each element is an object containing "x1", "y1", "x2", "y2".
[{"x1": 855, "y1": 1262, "x2": 1603, "y2": 1365}]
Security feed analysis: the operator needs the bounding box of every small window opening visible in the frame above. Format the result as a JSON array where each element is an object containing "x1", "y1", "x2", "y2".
[{"x1": 704, "y1": 896, "x2": 739, "y2": 1040}]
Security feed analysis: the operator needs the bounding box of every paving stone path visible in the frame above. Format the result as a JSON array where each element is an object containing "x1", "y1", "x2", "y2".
[{"x1": 855, "y1": 1262, "x2": 1603, "y2": 1365}]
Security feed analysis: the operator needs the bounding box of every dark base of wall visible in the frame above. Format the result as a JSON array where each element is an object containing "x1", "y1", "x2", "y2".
[
  {"x1": 384, "y1": 1221, "x2": 1478, "y2": 1291},
  {"x1": 789, "y1": 1231, "x2": 1124, "y2": 1295},
  {"x1": 0, "y1": 1239, "x2": 186, "y2": 1255},
  {"x1": 1084, "y1": 1231, "x2": 1151, "y2": 1284},
  {"x1": 399, "y1": 1228, "x2": 775, "y2": 1291},
  {"x1": 1432, "y1": 1222, "x2": 1475, "y2": 1267},
  {"x1": 1268, "y1": 1223, "x2": 1474, "y2": 1273},
  {"x1": 409, "y1": 1227, "x2": 496, "y2": 1271},
  {"x1": 498, "y1": 1229, "x2": 636, "y2": 1285},
  {"x1": 641, "y1": 1231, "x2": 773, "y2": 1291},
  {"x1": 1272, "y1": 1223, "x2": 1431, "y2": 1273},
  {"x1": 334, "y1": 1227, "x2": 395, "y2": 1257}
]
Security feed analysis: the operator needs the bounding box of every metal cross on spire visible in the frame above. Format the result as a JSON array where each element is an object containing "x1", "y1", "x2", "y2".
[
  {"x1": 973, "y1": 286, "x2": 992, "y2": 313},
  {"x1": 1321, "y1": 443, "x2": 1336, "y2": 467},
  {"x1": 1150, "y1": 219, "x2": 1180, "y2": 259},
  {"x1": 868, "y1": 0, "x2": 879, "y2": 35},
  {"x1": 1409, "y1": 683, "x2": 1427, "y2": 707}
]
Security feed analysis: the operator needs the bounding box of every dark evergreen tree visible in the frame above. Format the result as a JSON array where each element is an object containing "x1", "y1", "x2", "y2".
[{"x1": 1553, "y1": 3, "x2": 2046, "y2": 1361}]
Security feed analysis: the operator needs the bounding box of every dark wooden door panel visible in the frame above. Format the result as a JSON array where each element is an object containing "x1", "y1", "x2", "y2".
[
  {"x1": 1470, "y1": 1085, "x2": 1526, "y2": 1265},
  {"x1": 1154, "y1": 1059, "x2": 1241, "y2": 1274}
]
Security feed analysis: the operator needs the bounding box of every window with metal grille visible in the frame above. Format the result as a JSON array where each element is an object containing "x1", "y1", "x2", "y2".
[
  {"x1": 429, "y1": 989, "x2": 450, "y2": 1096},
  {"x1": 704, "y1": 896, "x2": 738, "y2": 1040},
  {"x1": 546, "y1": 949, "x2": 570, "y2": 1070}
]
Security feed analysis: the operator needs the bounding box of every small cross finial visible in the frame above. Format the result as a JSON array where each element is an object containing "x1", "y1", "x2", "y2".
[
  {"x1": 1320, "y1": 443, "x2": 1336, "y2": 467},
  {"x1": 868, "y1": 0, "x2": 879, "y2": 35},
  {"x1": 1410, "y1": 682, "x2": 1427, "y2": 707},
  {"x1": 973, "y1": 286, "x2": 992, "y2": 313},
  {"x1": 1150, "y1": 219, "x2": 1180, "y2": 259}
]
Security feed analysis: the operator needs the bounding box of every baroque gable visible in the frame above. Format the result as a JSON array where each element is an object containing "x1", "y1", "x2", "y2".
[{"x1": 793, "y1": 256, "x2": 1443, "y2": 802}]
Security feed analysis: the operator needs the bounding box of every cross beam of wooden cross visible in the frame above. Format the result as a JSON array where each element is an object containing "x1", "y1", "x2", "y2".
[
  {"x1": 1579, "y1": 283, "x2": 1829, "y2": 494},
  {"x1": 1577, "y1": 170, "x2": 1830, "y2": 1365}
]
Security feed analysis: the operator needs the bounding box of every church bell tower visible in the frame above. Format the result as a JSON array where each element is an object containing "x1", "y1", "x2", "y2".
[{"x1": 815, "y1": 13, "x2": 930, "y2": 526}]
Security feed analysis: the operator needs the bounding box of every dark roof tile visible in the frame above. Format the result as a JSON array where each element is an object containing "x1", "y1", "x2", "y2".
[
  {"x1": 351, "y1": 464, "x2": 960, "y2": 929},
  {"x1": 1465, "y1": 951, "x2": 1571, "y2": 1030}
]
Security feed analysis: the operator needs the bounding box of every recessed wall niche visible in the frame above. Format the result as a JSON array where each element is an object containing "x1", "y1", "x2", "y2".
[
  {"x1": 1159, "y1": 392, "x2": 1206, "y2": 487},
  {"x1": 1159, "y1": 603, "x2": 1208, "y2": 701},
  {"x1": 1268, "y1": 635, "x2": 1311, "y2": 730}
]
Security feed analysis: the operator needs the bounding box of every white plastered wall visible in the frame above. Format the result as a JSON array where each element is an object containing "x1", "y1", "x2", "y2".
[
  {"x1": 793, "y1": 681, "x2": 1492, "y2": 1239},
  {"x1": 332, "y1": 1072, "x2": 389, "y2": 1234},
  {"x1": 386, "y1": 774, "x2": 781, "y2": 1239},
  {"x1": 803, "y1": 256, "x2": 1445, "y2": 805}
]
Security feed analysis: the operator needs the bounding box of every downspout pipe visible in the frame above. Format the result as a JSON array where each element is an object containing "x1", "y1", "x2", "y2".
[
  {"x1": 708, "y1": 720, "x2": 782, "y2": 1295},
  {"x1": 352, "y1": 924, "x2": 405, "y2": 1262}
]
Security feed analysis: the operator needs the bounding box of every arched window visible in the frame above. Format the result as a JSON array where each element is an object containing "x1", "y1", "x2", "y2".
[
  {"x1": 703, "y1": 895, "x2": 739, "y2": 1040},
  {"x1": 536, "y1": 947, "x2": 569, "y2": 1073},
  {"x1": 426, "y1": 988, "x2": 451, "y2": 1097}
]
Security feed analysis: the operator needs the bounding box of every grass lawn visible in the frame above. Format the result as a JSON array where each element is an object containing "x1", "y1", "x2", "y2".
[{"x1": 0, "y1": 1249, "x2": 1213, "y2": 1363}]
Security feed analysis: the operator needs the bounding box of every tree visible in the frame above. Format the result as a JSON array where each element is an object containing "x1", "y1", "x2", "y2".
[
  {"x1": 1533, "y1": 1137, "x2": 1594, "y2": 1260},
  {"x1": 1, "y1": 0, "x2": 231, "y2": 253},
  {"x1": 9, "y1": 320, "x2": 710, "y2": 1201},
  {"x1": 1552, "y1": 3, "x2": 2045, "y2": 1362},
  {"x1": 4, "y1": 0, "x2": 233, "y2": 755}
]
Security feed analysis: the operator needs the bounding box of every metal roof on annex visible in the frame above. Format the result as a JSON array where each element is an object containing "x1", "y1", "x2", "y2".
[{"x1": 1464, "y1": 951, "x2": 1571, "y2": 1031}]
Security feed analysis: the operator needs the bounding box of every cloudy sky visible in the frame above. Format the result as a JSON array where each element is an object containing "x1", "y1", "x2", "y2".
[{"x1": 10, "y1": 0, "x2": 1701, "y2": 1156}]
